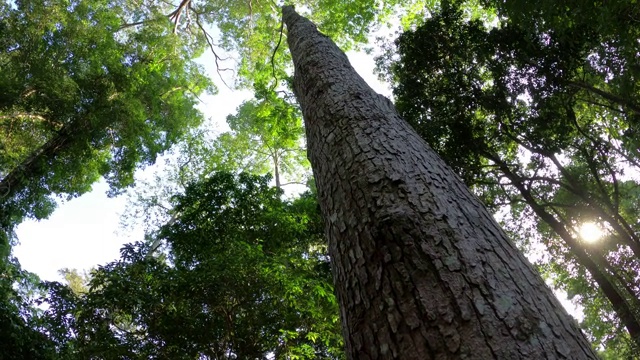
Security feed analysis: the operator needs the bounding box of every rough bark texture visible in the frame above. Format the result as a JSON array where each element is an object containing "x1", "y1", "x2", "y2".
[{"x1": 282, "y1": 6, "x2": 598, "y2": 359}]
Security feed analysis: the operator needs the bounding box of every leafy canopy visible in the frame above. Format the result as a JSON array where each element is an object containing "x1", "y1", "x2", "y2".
[
  {"x1": 0, "y1": 0, "x2": 213, "y2": 238},
  {"x1": 382, "y1": 1, "x2": 640, "y2": 354},
  {"x1": 39, "y1": 173, "x2": 343, "y2": 359}
]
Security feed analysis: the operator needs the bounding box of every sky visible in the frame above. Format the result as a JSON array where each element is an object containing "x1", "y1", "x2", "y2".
[{"x1": 12, "y1": 49, "x2": 391, "y2": 283}]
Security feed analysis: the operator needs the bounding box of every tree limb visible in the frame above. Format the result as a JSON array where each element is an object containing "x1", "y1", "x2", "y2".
[{"x1": 191, "y1": 6, "x2": 234, "y2": 89}]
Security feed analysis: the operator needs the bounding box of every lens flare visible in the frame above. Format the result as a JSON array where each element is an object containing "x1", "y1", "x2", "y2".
[{"x1": 579, "y1": 222, "x2": 603, "y2": 243}]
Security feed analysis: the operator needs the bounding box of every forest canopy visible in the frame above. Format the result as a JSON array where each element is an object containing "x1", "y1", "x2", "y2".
[
  {"x1": 1, "y1": 0, "x2": 639, "y2": 358},
  {"x1": 379, "y1": 1, "x2": 640, "y2": 355}
]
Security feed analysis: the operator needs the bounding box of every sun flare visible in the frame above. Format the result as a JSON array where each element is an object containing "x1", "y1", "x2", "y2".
[{"x1": 578, "y1": 222, "x2": 603, "y2": 243}]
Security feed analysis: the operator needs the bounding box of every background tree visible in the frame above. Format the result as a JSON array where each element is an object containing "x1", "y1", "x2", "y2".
[
  {"x1": 0, "y1": 0, "x2": 213, "y2": 249},
  {"x1": 41, "y1": 173, "x2": 343, "y2": 359},
  {"x1": 58, "y1": 268, "x2": 90, "y2": 295},
  {"x1": 380, "y1": 2, "x2": 640, "y2": 354},
  {"x1": 484, "y1": 0, "x2": 640, "y2": 114},
  {"x1": 0, "y1": 257, "x2": 60, "y2": 360},
  {"x1": 118, "y1": 87, "x2": 309, "y2": 239},
  {"x1": 217, "y1": 92, "x2": 308, "y2": 187}
]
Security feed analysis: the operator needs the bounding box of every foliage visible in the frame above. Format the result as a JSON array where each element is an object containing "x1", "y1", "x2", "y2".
[
  {"x1": 381, "y1": 1, "x2": 640, "y2": 353},
  {"x1": 119, "y1": 0, "x2": 408, "y2": 91},
  {"x1": 119, "y1": 86, "x2": 310, "y2": 238},
  {"x1": 485, "y1": 0, "x2": 640, "y2": 95},
  {"x1": 208, "y1": 87, "x2": 309, "y2": 187},
  {"x1": 0, "y1": 0, "x2": 214, "y2": 244},
  {"x1": 58, "y1": 268, "x2": 91, "y2": 295},
  {"x1": 40, "y1": 173, "x2": 343, "y2": 359},
  {"x1": 0, "y1": 257, "x2": 61, "y2": 360}
]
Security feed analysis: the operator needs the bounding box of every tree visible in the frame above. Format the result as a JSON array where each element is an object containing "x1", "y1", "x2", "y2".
[
  {"x1": 184, "y1": 86, "x2": 309, "y2": 189},
  {"x1": 118, "y1": 87, "x2": 310, "y2": 238},
  {"x1": 381, "y1": 3, "x2": 640, "y2": 353},
  {"x1": 282, "y1": 5, "x2": 598, "y2": 358},
  {"x1": 219, "y1": 90, "x2": 308, "y2": 188},
  {"x1": 0, "y1": 0, "x2": 213, "y2": 244},
  {"x1": 484, "y1": 0, "x2": 640, "y2": 114},
  {"x1": 41, "y1": 173, "x2": 343, "y2": 359},
  {"x1": 0, "y1": 257, "x2": 60, "y2": 360},
  {"x1": 58, "y1": 268, "x2": 90, "y2": 295}
]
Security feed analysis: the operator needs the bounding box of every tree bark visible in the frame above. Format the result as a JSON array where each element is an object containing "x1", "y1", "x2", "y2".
[{"x1": 282, "y1": 6, "x2": 598, "y2": 359}]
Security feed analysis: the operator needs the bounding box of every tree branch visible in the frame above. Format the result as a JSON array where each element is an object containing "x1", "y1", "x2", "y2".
[
  {"x1": 0, "y1": 112, "x2": 62, "y2": 129},
  {"x1": 191, "y1": 6, "x2": 234, "y2": 90},
  {"x1": 270, "y1": 17, "x2": 285, "y2": 91},
  {"x1": 568, "y1": 80, "x2": 640, "y2": 116},
  {"x1": 485, "y1": 152, "x2": 640, "y2": 343}
]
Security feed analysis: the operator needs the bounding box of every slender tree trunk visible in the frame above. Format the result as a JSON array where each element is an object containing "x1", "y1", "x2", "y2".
[
  {"x1": 273, "y1": 152, "x2": 281, "y2": 188},
  {"x1": 282, "y1": 6, "x2": 598, "y2": 359},
  {"x1": 490, "y1": 154, "x2": 640, "y2": 345}
]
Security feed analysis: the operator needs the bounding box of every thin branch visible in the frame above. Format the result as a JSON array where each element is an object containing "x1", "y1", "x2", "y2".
[
  {"x1": 536, "y1": 201, "x2": 577, "y2": 209},
  {"x1": 160, "y1": 85, "x2": 203, "y2": 103},
  {"x1": 568, "y1": 80, "x2": 640, "y2": 116},
  {"x1": 275, "y1": 89, "x2": 292, "y2": 99},
  {"x1": 564, "y1": 104, "x2": 620, "y2": 211},
  {"x1": 191, "y1": 6, "x2": 234, "y2": 90},
  {"x1": 270, "y1": 16, "x2": 285, "y2": 92},
  {"x1": 578, "y1": 97, "x2": 627, "y2": 115},
  {"x1": 253, "y1": 148, "x2": 272, "y2": 157},
  {"x1": 0, "y1": 113, "x2": 62, "y2": 128},
  {"x1": 248, "y1": 0, "x2": 254, "y2": 31},
  {"x1": 21, "y1": 88, "x2": 36, "y2": 99},
  {"x1": 280, "y1": 181, "x2": 307, "y2": 187},
  {"x1": 280, "y1": 147, "x2": 305, "y2": 154},
  {"x1": 118, "y1": 0, "x2": 189, "y2": 33},
  {"x1": 520, "y1": 176, "x2": 567, "y2": 187},
  {"x1": 118, "y1": 19, "x2": 155, "y2": 30}
]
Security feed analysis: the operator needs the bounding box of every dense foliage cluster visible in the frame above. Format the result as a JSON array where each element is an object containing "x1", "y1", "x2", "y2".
[
  {"x1": 381, "y1": 1, "x2": 640, "y2": 355},
  {"x1": 0, "y1": 0, "x2": 213, "y2": 249},
  {"x1": 2, "y1": 173, "x2": 344, "y2": 359}
]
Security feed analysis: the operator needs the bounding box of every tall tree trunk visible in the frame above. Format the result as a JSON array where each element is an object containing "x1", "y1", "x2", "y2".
[{"x1": 282, "y1": 6, "x2": 598, "y2": 359}]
